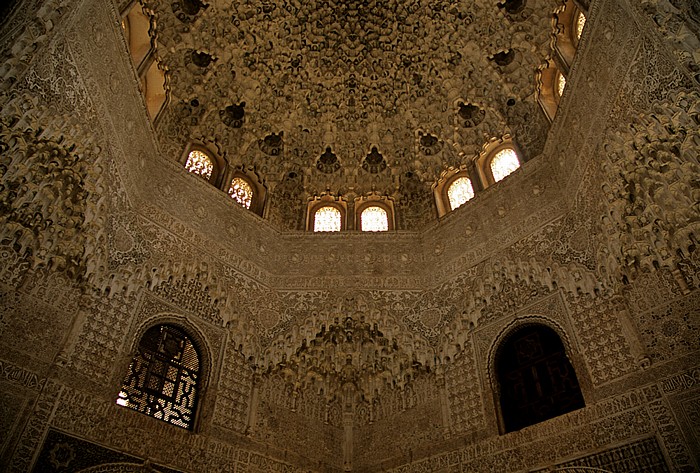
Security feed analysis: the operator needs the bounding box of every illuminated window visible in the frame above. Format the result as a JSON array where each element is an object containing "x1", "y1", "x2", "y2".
[
  {"x1": 360, "y1": 206, "x2": 389, "y2": 232},
  {"x1": 117, "y1": 324, "x2": 201, "y2": 430},
  {"x1": 556, "y1": 72, "x2": 567, "y2": 98},
  {"x1": 544, "y1": 1, "x2": 586, "y2": 122},
  {"x1": 576, "y1": 12, "x2": 586, "y2": 40},
  {"x1": 314, "y1": 206, "x2": 342, "y2": 232},
  {"x1": 447, "y1": 177, "x2": 475, "y2": 211},
  {"x1": 228, "y1": 177, "x2": 253, "y2": 209},
  {"x1": 490, "y1": 148, "x2": 520, "y2": 182},
  {"x1": 185, "y1": 150, "x2": 214, "y2": 180}
]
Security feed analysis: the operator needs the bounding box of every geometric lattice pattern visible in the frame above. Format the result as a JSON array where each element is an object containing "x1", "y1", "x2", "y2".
[
  {"x1": 117, "y1": 325, "x2": 200, "y2": 430},
  {"x1": 360, "y1": 206, "x2": 389, "y2": 232},
  {"x1": 490, "y1": 148, "x2": 521, "y2": 183},
  {"x1": 228, "y1": 177, "x2": 254, "y2": 209},
  {"x1": 184, "y1": 150, "x2": 213, "y2": 180},
  {"x1": 447, "y1": 176, "x2": 475, "y2": 211},
  {"x1": 314, "y1": 206, "x2": 342, "y2": 232}
]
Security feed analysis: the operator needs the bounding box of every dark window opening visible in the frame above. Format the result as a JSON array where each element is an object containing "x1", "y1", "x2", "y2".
[{"x1": 496, "y1": 324, "x2": 584, "y2": 432}]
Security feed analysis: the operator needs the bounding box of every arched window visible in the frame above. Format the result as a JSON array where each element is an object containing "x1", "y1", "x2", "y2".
[
  {"x1": 228, "y1": 176, "x2": 254, "y2": 209},
  {"x1": 360, "y1": 206, "x2": 389, "y2": 232},
  {"x1": 446, "y1": 176, "x2": 475, "y2": 211},
  {"x1": 536, "y1": 60, "x2": 567, "y2": 121},
  {"x1": 314, "y1": 206, "x2": 342, "y2": 232},
  {"x1": 539, "y1": 1, "x2": 587, "y2": 122},
  {"x1": 433, "y1": 168, "x2": 479, "y2": 217},
  {"x1": 552, "y1": 0, "x2": 586, "y2": 69},
  {"x1": 184, "y1": 149, "x2": 214, "y2": 180},
  {"x1": 495, "y1": 324, "x2": 585, "y2": 433},
  {"x1": 117, "y1": 324, "x2": 201, "y2": 430},
  {"x1": 307, "y1": 195, "x2": 347, "y2": 231},
  {"x1": 490, "y1": 147, "x2": 520, "y2": 182},
  {"x1": 434, "y1": 138, "x2": 520, "y2": 218},
  {"x1": 354, "y1": 195, "x2": 395, "y2": 231}
]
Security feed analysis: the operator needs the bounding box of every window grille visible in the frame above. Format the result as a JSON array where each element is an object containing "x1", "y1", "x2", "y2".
[
  {"x1": 314, "y1": 206, "x2": 342, "y2": 232},
  {"x1": 360, "y1": 206, "x2": 389, "y2": 232},
  {"x1": 228, "y1": 177, "x2": 254, "y2": 209},
  {"x1": 490, "y1": 148, "x2": 520, "y2": 182},
  {"x1": 447, "y1": 176, "x2": 475, "y2": 210},
  {"x1": 185, "y1": 150, "x2": 214, "y2": 180},
  {"x1": 117, "y1": 324, "x2": 200, "y2": 430}
]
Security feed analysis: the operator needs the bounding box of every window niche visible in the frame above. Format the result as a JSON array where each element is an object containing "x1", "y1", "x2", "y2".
[
  {"x1": 182, "y1": 145, "x2": 224, "y2": 186},
  {"x1": 117, "y1": 324, "x2": 202, "y2": 430},
  {"x1": 538, "y1": 0, "x2": 587, "y2": 122},
  {"x1": 180, "y1": 145, "x2": 267, "y2": 216},
  {"x1": 493, "y1": 323, "x2": 585, "y2": 433},
  {"x1": 433, "y1": 167, "x2": 478, "y2": 218},
  {"x1": 477, "y1": 137, "x2": 522, "y2": 186},
  {"x1": 121, "y1": 1, "x2": 168, "y2": 123},
  {"x1": 307, "y1": 195, "x2": 347, "y2": 232},
  {"x1": 552, "y1": 0, "x2": 587, "y2": 72},
  {"x1": 142, "y1": 58, "x2": 168, "y2": 121},
  {"x1": 536, "y1": 59, "x2": 566, "y2": 122},
  {"x1": 226, "y1": 169, "x2": 267, "y2": 216},
  {"x1": 355, "y1": 195, "x2": 395, "y2": 232},
  {"x1": 433, "y1": 137, "x2": 521, "y2": 218},
  {"x1": 121, "y1": 2, "x2": 153, "y2": 70}
]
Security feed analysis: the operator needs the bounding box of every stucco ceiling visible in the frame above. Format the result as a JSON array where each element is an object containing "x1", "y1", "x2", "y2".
[{"x1": 150, "y1": 0, "x2": 557, "y2": 222}]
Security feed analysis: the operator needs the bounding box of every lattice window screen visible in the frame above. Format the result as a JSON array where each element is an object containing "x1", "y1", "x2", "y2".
[{"x1": 117, "y1": 325, "x2": 200, "y2": 430}]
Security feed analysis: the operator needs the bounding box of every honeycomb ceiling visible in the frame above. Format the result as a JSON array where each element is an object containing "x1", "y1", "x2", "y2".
[{"x1": 152, "y1": 0, "x2": 556, "y2": 225}]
